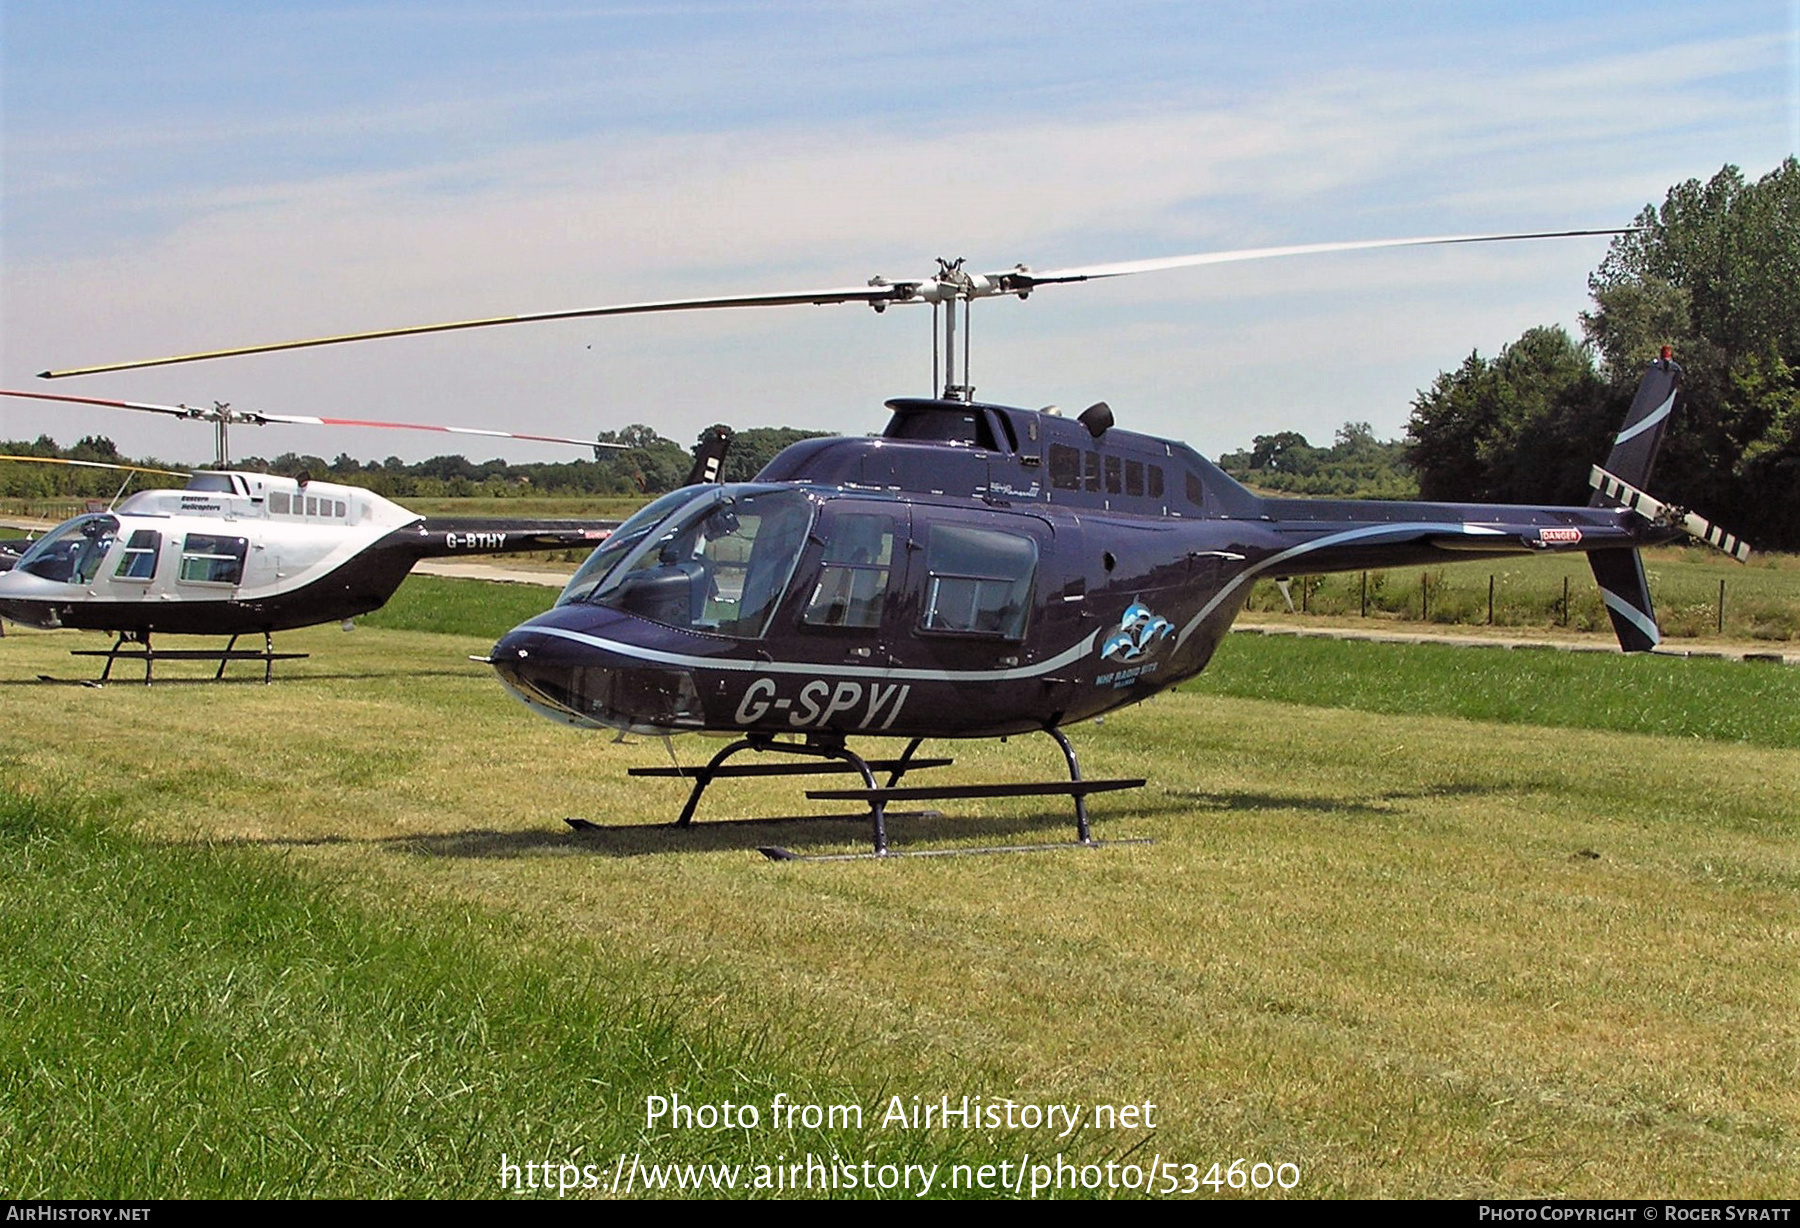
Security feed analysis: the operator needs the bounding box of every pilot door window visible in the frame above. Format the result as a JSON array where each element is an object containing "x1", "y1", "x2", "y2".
[
  {"x1": 178, "y1": 535, "x2": 249, "y2": 586},
  {"x1": 920, "y1": 524, "x2": 1037, "y2": 639},
  {"x1": 802, "y1": 513, "x2": 894, "y2": 629}
]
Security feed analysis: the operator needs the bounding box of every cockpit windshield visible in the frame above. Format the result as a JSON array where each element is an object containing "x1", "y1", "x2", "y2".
[
  {"x1": 564, "y1": 486, "x2": 814, "y2": 639},
  {"x1": 557, "y1": 487, "x2": 703, "y2": 608},
  {"x1": 15, "y1": 514, "x2": 120, "y2": 585}
]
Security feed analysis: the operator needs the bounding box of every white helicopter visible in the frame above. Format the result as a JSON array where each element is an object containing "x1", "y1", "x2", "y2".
[{"x1": 0, "y1": 389, "x2": 716, "y2": 680}]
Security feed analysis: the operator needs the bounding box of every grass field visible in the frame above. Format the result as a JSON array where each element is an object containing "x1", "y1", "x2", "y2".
[
  {"x1": 2, "y1": 580, "x2": 1797, "y2": 1199},
  {"x1": 1243, "y1": 545, "x2": 1800, "y2": 643}
]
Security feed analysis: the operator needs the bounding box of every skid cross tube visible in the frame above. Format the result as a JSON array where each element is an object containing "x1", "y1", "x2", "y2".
[
  {"x1": 643, "y1": 733, "x2": 953, "y2": 854},
  {"x1": 801, "y1": 728, "x2": 1145, "y2": 850}
]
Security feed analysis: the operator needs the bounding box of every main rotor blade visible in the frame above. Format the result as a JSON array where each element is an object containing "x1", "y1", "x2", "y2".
[
  {"x1": 0, "y1": 388, "x2": 624, "y2": 452},
  {"x1": 37, "y1": 285, "x2": 908, "y2": 378},
  {"x1": 34, "y1": 227, "x2": 1629, "y2": 379},
  {"x1": 1015, "y1": 229, "x2": 1632, "y2": 286},
  {"x1": 0, "y1": 388, "x2": 211, "y2": 419},
  {"x1": 249, "y1": 412, "x2": 626, "y2": 451},
  {"x1": 0, "y1": 453, "x2": 189, "y2": 478}
]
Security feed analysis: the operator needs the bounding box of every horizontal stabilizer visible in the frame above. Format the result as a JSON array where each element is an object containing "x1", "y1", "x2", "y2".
[{"x1": 1588, "y1": 466, "x2": 1751, "y2": 562}]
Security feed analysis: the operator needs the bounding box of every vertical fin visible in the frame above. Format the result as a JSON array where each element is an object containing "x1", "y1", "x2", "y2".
[
  {"x1": 1588, "y1": 547, "x2": 1660, "y2": 653},
  {"x1": 1590, "y1": 356, "x2": 1679, "y2": 502},
  {"x1": 685, "y1": 425, "x2": 734, "y2": 486}
]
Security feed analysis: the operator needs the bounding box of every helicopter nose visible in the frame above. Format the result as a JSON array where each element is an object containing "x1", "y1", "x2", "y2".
[
  {"x1": 488, "y1": 624, "x2": 703, "y2": 734},
  {"x1": 0, "y1": 571, "x2": 64, "y2": 628}
]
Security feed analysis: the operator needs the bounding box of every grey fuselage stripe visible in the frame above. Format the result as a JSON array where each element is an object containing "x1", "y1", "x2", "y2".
[
  {"x1": 528, "y1": 624, "x2": 1103, "y2": 683},
  {"x1": 1599, "y1": 586, "x2": 1661, "y2": 645},
  {"x1": 1175, "y1": 520, "x2": 1505, "y2": 649},
  {"x1": 1611, "y1": 390, "x2": 1676, "y2": 448}
]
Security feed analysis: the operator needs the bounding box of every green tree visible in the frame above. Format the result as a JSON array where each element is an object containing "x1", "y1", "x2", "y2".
[
  {"x1": 1584, "y1": 160, "x2": 1800, "y2": 545},
  {"x1": 1220, "y1": 422, "x2": 1417, "y2": 498},
  {"x1": 1405, "y1": 327, "x2": 1609, "y2": 504},
  {"x1": 717, "y1": 427, "x2": 832, "y2": 482},
  {"x1": 1408, "y1": 161, "x2": 1799, "y2": 547}
]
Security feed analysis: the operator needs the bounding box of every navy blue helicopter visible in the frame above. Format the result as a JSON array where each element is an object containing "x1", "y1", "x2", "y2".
[{"x1": 33, "y1": 233, "x2": 1748, "y2": 854}]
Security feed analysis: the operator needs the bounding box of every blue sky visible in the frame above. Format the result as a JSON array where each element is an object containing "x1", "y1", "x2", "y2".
[{"x1": 3, "y1": 1, "x2": 1795, "y2": 465}]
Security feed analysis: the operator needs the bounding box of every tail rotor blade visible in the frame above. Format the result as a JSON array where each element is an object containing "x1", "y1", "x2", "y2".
[{"x1": 1589, "y1": 466, "x2": 1752, "y2": 562}]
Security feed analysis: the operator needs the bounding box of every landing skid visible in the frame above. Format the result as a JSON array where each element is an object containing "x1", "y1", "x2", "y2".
[
  {"x1": 757, "y1": 837, "x2": 1155, "y2": 863},
  {"x1": 594, "y1": 728, "x2": 1147, "y2": 858},
  {"x1": 68, "y1": 631, "x2": 307, "y2": 684}
]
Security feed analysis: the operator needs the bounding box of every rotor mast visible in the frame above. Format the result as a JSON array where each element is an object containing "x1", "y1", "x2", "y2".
[{"x1": 930, "y1": 258, "x2": 982, "y2": 401}]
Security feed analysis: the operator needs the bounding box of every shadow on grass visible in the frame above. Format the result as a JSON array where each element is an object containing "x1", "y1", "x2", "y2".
[
  {"x1": 2, "y1": 667, "x2": 477, "y2": 688},
  {"x1": 1162, "y1": 782, "x2": 1498, "y2": 817},
  {"x1": 197, "y1": 802, "x2": 1136, "y2": 860}
]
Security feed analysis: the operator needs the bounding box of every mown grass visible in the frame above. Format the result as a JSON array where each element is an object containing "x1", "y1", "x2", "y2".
[
  {"x1": 1242, "y1": 546, "x2": 1800, "y2": 642},
  {"x1": 2, "y1": 584, "x2": 1796, "y2": 1199},
  {"x1": 1190, "y1": 633, "x2": 1800, "y2": 748},
  {"x1": 0, "y1": 783, "x2": 1055, "y2": 1199},
  {"x1": 359, "y1": 573, "x2": 557, "y2": 639}
]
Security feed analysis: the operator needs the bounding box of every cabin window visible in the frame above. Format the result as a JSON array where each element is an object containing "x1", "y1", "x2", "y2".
[
  {"x1": 1049, "y1": 444, "x2": 1082, "y2": 491},
  {"x1": 270, "y1": 492, "x2": 290, "y2": 514},
  {"x1": 1149, "y1": 465, "x2": 1165, "y2": 500},
  {"x1": 178, "y1": 534, "x2": 248, "y2": 585},
  {"x1": 802, "y1": 514, "x2": 895, "y2": 629},
  {"x1": 113, "y1": 530, "x2": 161, "y2": 581},
  {"x1": 1186, "y1": 469, "x2": 1206, "y2": 508},
  {"x1": 1104, "y1": 455, "x2": 1122, "y2": 495},
  {"x1": 884, "y1": 406, "x2": 999, "y2": 450},
  {"x1": 920, "y1": 524, "x2": 1036, "y2": 639},
  {"x1": 185, "y1": 473, "x2": 236, "y2": 494},
  {"x1": 1125, "y1": 459, "x2": 1145, "y2": 497}
]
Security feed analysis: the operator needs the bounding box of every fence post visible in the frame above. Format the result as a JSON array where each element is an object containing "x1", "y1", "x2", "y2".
[
  {"x1": 1488, "y1": 574, "x2": 1495, "y2": 625},
  {"x1": 1360, "y1": 571, "x2": 1368, "y2": 618},
  {"x1": 1561, "y1": 575, "x2": 1570, "y2": 627},
  {"x1": 1421, "y1": 571, "x2": 1429, "y2": 620},
  {"x1": 1718, "y1": 578, "x2": 1726, "y2": 635}
]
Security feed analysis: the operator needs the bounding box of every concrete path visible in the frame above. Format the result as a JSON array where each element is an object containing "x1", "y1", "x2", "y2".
[{"x1": 1234, "y1": 622, "x2": 1794, "y2": 665}]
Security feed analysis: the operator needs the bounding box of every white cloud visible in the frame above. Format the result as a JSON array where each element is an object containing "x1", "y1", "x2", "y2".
[{"x1": 4, "y1": 8, "x2": 1790, "y2": 463}]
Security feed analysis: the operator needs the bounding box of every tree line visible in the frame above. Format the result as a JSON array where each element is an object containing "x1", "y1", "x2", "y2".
[
  {"x1": 1216, "y1": 422, "x2": 1418, "y2": 499},
  {"x1": 1, "y1": 425, "x2": 828, "y2": 502}
]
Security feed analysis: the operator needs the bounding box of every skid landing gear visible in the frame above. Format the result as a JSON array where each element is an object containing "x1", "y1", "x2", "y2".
[
  {"x1": 593, "y1": 728, "x2": 1148, "y2": 860},
  {"x1": 68, "y1": 630, "x2": 307, "y2": 684}
]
